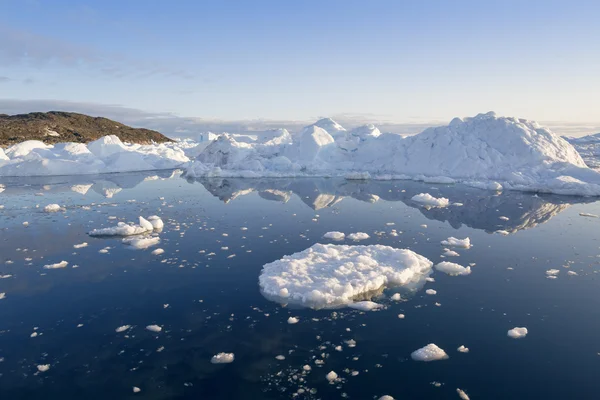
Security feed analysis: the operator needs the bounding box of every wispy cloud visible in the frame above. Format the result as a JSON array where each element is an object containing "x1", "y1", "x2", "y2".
[{"x1": 0, "y1": 24, "x2": 194, "y2": 80}]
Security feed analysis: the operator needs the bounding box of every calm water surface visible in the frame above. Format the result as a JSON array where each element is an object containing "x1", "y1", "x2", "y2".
[{"x1": 1, "y1": 170, "x2": 600, "y2": 399}]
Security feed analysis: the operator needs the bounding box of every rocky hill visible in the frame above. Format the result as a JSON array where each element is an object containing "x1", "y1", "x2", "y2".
[{"x1": 0, "y1": 111, "x2": 172, "y2": 146}]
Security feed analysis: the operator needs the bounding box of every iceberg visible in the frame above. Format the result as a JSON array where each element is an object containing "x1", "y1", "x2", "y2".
[{"x1": 185, "y1": 113, "x2": 600, "y2": 196}]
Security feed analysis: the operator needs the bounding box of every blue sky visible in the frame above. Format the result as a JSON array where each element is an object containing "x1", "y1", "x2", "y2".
[{"x1": 0, "y1": 0, "x2": 599, "y2": 128}]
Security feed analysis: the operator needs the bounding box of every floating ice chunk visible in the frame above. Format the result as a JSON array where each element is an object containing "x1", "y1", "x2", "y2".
[
  {"x1": 507, "y1": 327, "x2": 528, "y2": 339},
  {"x1": 89, "y1": 216, "x2": 154, "y2": 237},
  {"x1": 442, "y1": 249, "x2": 459, "y2": 257},
  {"x1": 133, "y1": 387, "x2": 141, "y2": 393},
  {"x1": 348, "y1": 301, "x2": 383, "y2": 311},
  {"x1": 435, "y1": 262, "x2": 471, "y2": 276},
  {"x1": 398, "y1": 314, "x2": 405, "y2": 319},
  {"x1": 73, "y1": 242, "x2": 88, "y2": 249},
  {"x1": 37, "y1": 364, "x2": 50, "y2": 372},
  {"x1": 275, "y1": 355, "x2": 286, "y2": 360},
  {"x1": 378, "y1": 396, "x2": 395, "y2": 400},
  {"x1": 426, "y1": 289, "x2": 437, "y2": 295},
  {"x1": 146, "y1": 325, "x2": 162, "y2": 332},
  {"x1": 579, "y1": 212, "x2": 598, "y2": 218},
  {"x1": 495, "y1": 230, "x2": 510, "y2": 235},
  {"x1": 115, "y1": 325, "x2": 131, "y2": 333},
  {"x1": 151, "y1": 248, "x2": 165, "y2": 255},
  {"x1": 390, "y1": 293, "x2": 401, "y2": 301},
  {"x1": 123, "y1": 236, "x2": 160, "y2": 250},
  {"x1": 43, "y1": 260, "x2": 68, "y2": 269},
  {"x1": 43, "y1": 204, "x2": 63, "y2": 212},
  {"x1": 567, "y1": 271, "x2": 578, "y2": 276},
  {"x1": 441, "y1": 237, "x2": 471, "y2": 249},
  {"x1": 287, "y1": 317, "x2": 299, "y2": 324},
  {"x1": 457, "y1": 388, "x2": 470, "y2": 400},
  {"x1": 0, "y1": 293, "x2": 5, "y2": 300},
  {"x1": 326, "y1": 371, "x2": 338, "y2": 382},
  {"x1": 259, "y1": 244, "x2": 433, "y2": 309},
  {"x1": 411, "y1": 343, "x2": 448, "y2": 361},
  {"x1": 499, "y1": 216, "x2": 510, "y2": 220},
  {"x1": 303, "y1": 364, "x2": 312, "y2": 371},
  {"x1": 546, "y1": 269, "x2": 560, "y2": 278},
  {"x1": 211, "y1": 352, "x2": 234, "y2": 364},
  {"x1": 147, "y1": 215, "x2": 164, "y2": 230},
  {"x1": 457, "y1": 345, "x2": 469, "y2": 353},
  {"x1": 323, "y1": 231, "x2": 345, "y2": 240},
  {"x1": 347, "y1": 232, "x2": 370, "y2": 241},
  {"x1": 411, "y1": 193, "x2": 450, "y2": 208}
]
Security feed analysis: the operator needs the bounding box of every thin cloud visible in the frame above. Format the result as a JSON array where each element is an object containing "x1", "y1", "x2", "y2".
[{"x1": 0, "y1": 24, "x2": 194, "y2": 80}]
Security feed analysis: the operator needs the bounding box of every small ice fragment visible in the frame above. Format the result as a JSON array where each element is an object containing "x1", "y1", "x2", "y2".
[
  {"x1": 349, "y1": 301, "x2": 383, "y2": 311},
  {"x1": 347, "y1": 232, "x2": 370, "y2": 241},
  {"x1": 146, "y1": 325, "x2": 162, "y2": 333},
  {"x1": 73, "y1": 242, "x2": 88, "y2": 249},
  {"x1": 457, "y1": 388, "x2": 470, "y2": 400},
  {"x1": 507, "y1": 327, "x2": 528, "y2": 339},
  {"x1": 411, "y1": 343, "x2": 448, "y2": 362},
  {"x1": 287, "y1": 317, "x2": 299, "y2": 324},
  {"x1": 398, "y1": 314, "x2": 405, "y2": 319},
  {"x1": 43, "y1": 260, "x2": 68, "y2": 269},
  {"x1": 115, "y1": 325, "x2": 131, "y2": 333},
  {"x1": 133, "y1": 387, "x2": 141, "y2": 393},
  {"x1": 426, "y1": 289, "x2": 437, "y2": 295},
  {"x1": 151, "y1": 248, "x2": 165, "y2": 255},
  {"x1": 211, "y1": 352, "x2": 234, "y2": 364},
  {"x1": 435, "y1": 262, "x2": 471, "y2": 276},
  {"x1": 411, "y1": 193, "x2": 449, "y2": 208},
  {"x1": 390, "y1": 293, "x2": 401, "y2": 301},
  {"x1": 326, "y1": 371, "x2": 338, "y2": 382},
  {"x1": 275, "y1": 355, "x2": 285, "y2": 360},
  {"x1": 441, "y1": 237, "x2": 471, "y2": 249},
  {"x1": 37, "y1": 364, "x2": 50, "y2": 372},
  {"x1": 378, "y1": 396, "x2": 395, "y2": 400},
  {"x1": 323, "y1": 231, "x2": 345, "y2": 240},
  {"x1": 43, "y1": 204, "x2": 63, "y2": 212},
  {"x1": 546, "y1": 269, "x2": 560, "y2": 276},
  {"x1": 457, "y1": 345, "x2": 469, "y2": 353}
]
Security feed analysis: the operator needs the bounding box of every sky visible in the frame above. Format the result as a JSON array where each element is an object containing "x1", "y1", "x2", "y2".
[{"x1": 0, "y1": 0, "x2": 599, "y2": 136}]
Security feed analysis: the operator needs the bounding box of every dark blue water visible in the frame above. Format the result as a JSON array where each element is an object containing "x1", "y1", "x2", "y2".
[{"x1": 1, "y1": 170, "x2": 600, "y2": 399}]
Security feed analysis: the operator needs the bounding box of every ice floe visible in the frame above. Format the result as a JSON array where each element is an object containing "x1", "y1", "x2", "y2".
[
  {"x1": 347, "y1": 232, "x2": 370, "y2": 241},
  {"x1": 88, "y1": 216, "x2": 162, "y2": 237},
  {"x1": 323, "y1": 231, "x2": 345, "y2": 240},
  {"x1": 411, "y1": 343, "x2": 449, "y2": 361},
  {"x1": 507, "y1": 327, "x2": 528, "y2": 339},
  {"x1": 259, "y1": 244, "x2": 432, "y2": 309},
  {"x1": 411, "y1": 193, "x2": 450, "y2": 208},
  {"x1": 43, "y1": 260, "x2": 68, "y2": 269},
  {"x1": 435, "y1": 262, "x2": 472, "y2": 276},
  {"x1": 211, "y1": 352, "x2": 234, "y2": 364},
  {"x1": 441, "y1": 237, "x2": 471, "y2": 249}
]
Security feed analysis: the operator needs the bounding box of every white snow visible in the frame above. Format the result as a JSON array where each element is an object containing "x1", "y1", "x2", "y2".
[
  {"x1": 411, "y1": 343, "x2": 449, "y2": 362},
  {"x1": 43, "y1": 260, "x2": 68, "y2": 269},
  {"x1": 43, "y1": 203, "x2": 63, "y2": 212},
  {"x1": 211, "y1": 352, "x2": 235, "y2": 364},
  {"x1": 441, "y1": 237, "x2": 471, "y2": 249},
  {"x1": 347, "y1": 232, "x2": 370, "y2": 241},
  {"x1": 259, "y1": 244, "x2": 432, "y2": 309},
  {"x1": 507, "y1": 327, "x2": 528, "y2": 339},
  {"x1": 146, "y1": 324, "x2": 162, "y2": 333},
  {"x1": 435, "y1": 262, "x2": 471, "y2": 276},
  {"x1": 184, "y1": 112, "x2": 600, "y2": 196},
  {"x1": 0, "y1": 135, "x2": 189, "y2": 176},
  {"x1": 323, "y1": 231, "x2": 345, "y2": 240},
  {"x1": 411, "y1": 193, "x2": 450, "y2": 208}
]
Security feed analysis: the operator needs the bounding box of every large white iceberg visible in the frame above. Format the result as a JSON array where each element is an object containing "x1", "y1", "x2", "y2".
[
  {"x1": 258, "y1": 243, "x2": 433, "y2": 309},
  {"x1": 186, "y1": 113, "x2": 600, "y2": 196},
  {"x1": 0, "y1": 135, "x2": 191, "y2": 176}
]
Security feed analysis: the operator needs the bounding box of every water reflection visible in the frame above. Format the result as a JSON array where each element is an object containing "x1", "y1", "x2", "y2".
[{"x1": 191, "y1": 177, "x2": 596, "y2": 233}]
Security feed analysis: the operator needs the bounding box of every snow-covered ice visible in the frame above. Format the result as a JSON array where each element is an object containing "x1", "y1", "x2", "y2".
[
  {"x1": 441, "y1": 237, "x2": 471, "y2": 249},
  {"x1": 348, "y1": 301, "x2": 383, "y2": 311},
  {"x1": 411, "y1": 193, "x2": 450, "y2": 208},
  {"x1": 435, "y1": 262, "x2": 472, "y2": 276},
  {"x1": 457, "y1": 345, "x2": 469, "y2": 353},
  {"x1": 115, "y1": 325, "x2": 131, "y2": 333},
  {"x1": 36, "y1": 364, "x2": 50, "y2": 372},
  {"x1": 347, "y1": 232, "x2": 370, "y2": 241},
  {"x1": 43, "y1": 203, "x2": 63, "y2": 212},
  {"x1": 326, "y1": 370, "x2": 338, "y2": 382},
  {"x1": 211, "y1": 352, "x2": 235, "y2": 364},
  {"x1": 43, "y1": 260, "x2": 68, "y2": 269},
  {"x1": 123, "y1": 236, "x2": 160, "y2": 250},
  {"x1": 259, "y1": 244, "x2": 432, "y2": 309},
  {"x1": 323, "y1": 231, "x2": 345, "y2": 240},
  {"x1": 0, "y1": 135, "x2": 190, "y2": 177},
  {"x1": 89, "y1": 216, "x2": 159, "y2": 237},
  {"x1": 411, "y1": 343, "x2": 449, "y2": 361},
  {"x1": 507, "y1": 327, "x2": 528, "y2": 339},
  {"x1": 146, "y1": 325, "x2": 162, "y2": 333},
  {"x1": 184, "y1": 113, "x2": 600, "y2": 197},
  {"x1": 457, "y1": 388, "x2": 470, "y2": 400}
]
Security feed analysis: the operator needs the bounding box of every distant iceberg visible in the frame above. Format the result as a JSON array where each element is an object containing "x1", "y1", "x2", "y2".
[{"x1": 186, "y1": 112, "x2": 600, "y2": 196}]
